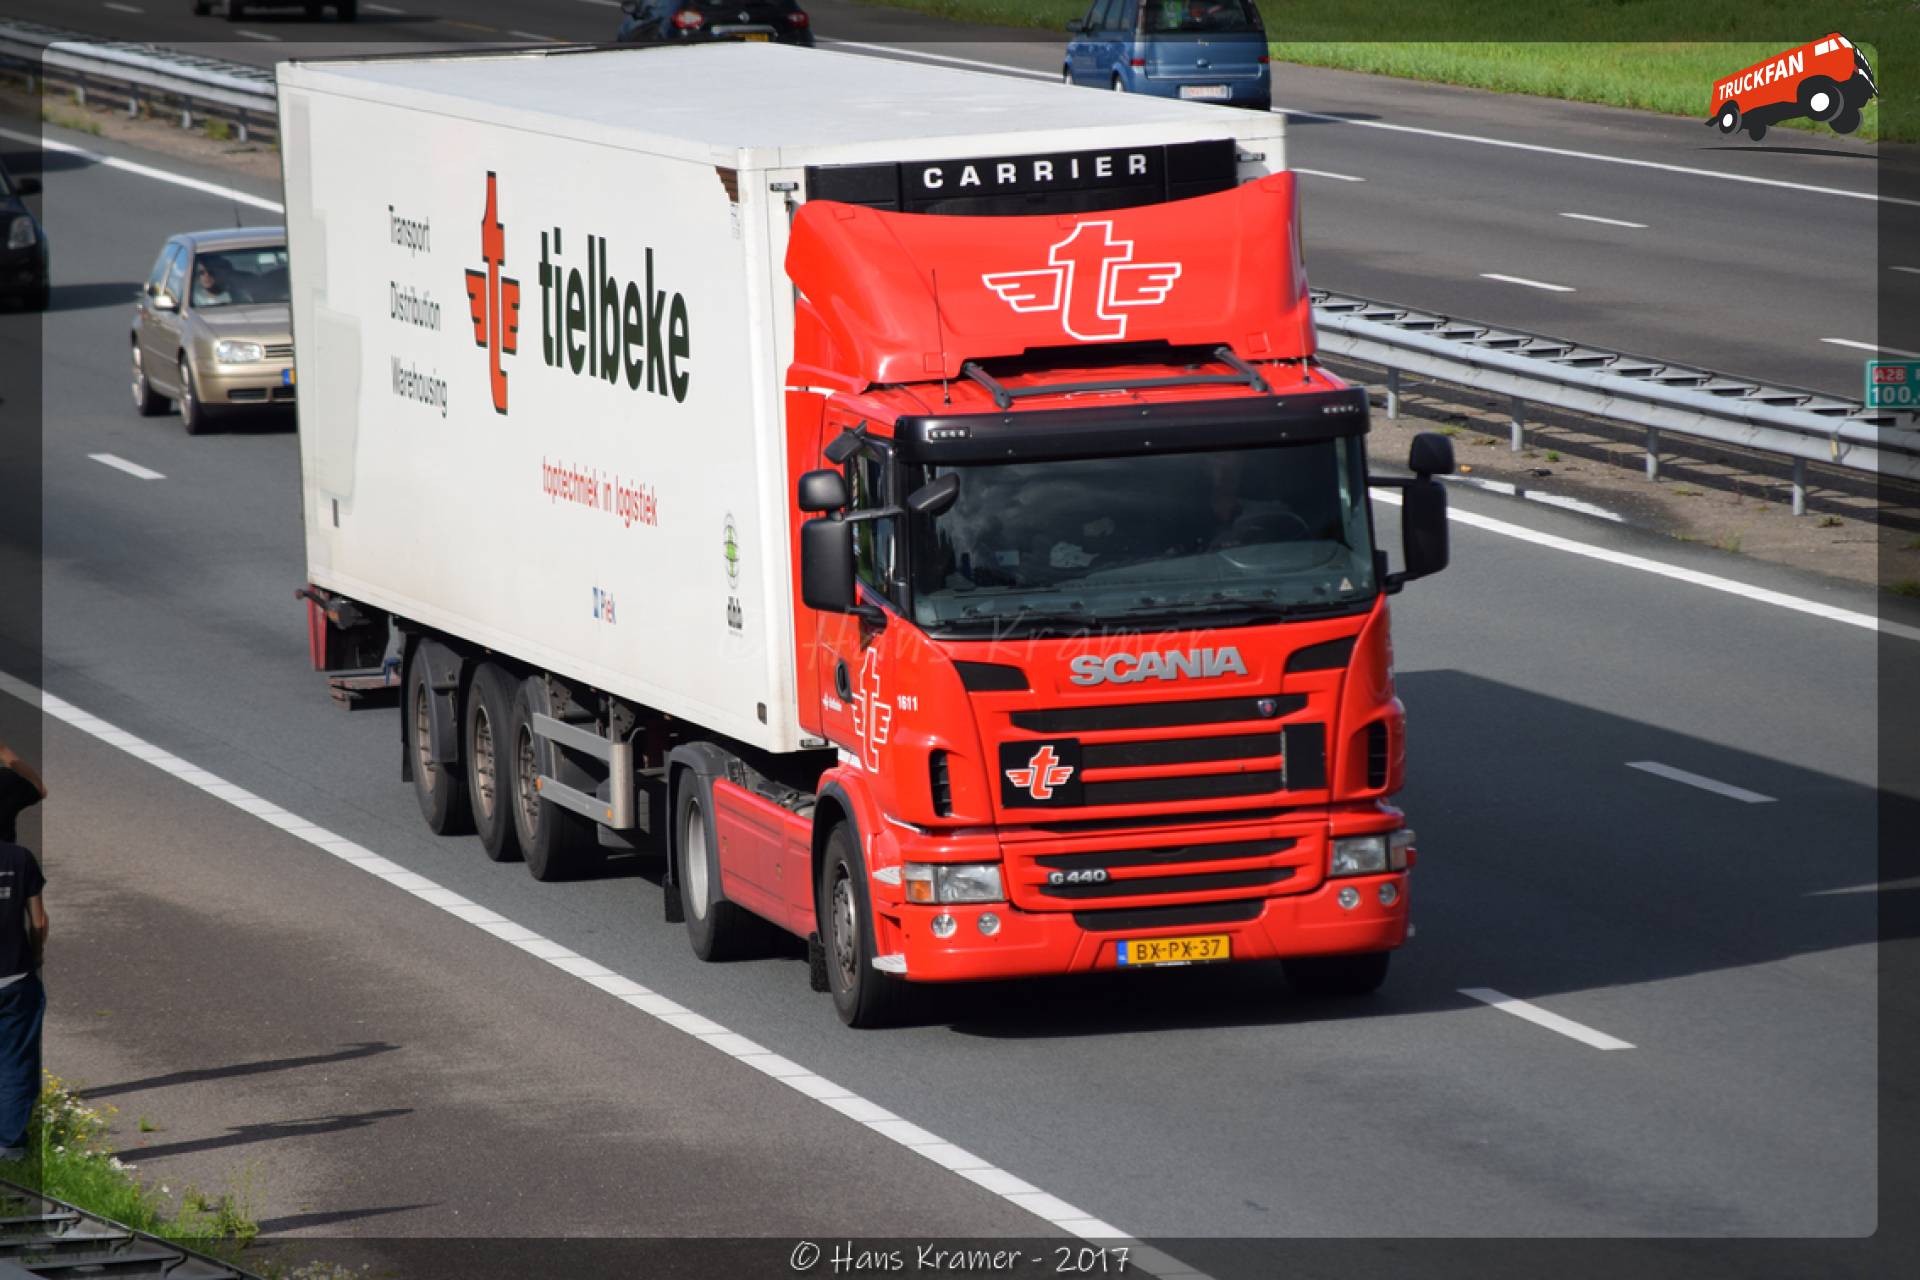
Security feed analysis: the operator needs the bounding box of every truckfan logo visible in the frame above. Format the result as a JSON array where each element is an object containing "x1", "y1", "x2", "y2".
[
  {"x1": 982, "y1": 221, "x2": 1181, "y2": 342},
  {"x1": 463, "y1": 172, "x2": 521, "y2": 415},
  {"x1": 1007, "y1": 745, "x2": 1075, "y2": 801},
  {"x1": 1708, "y1": 33, "x2": 1875, "y2": 141}
]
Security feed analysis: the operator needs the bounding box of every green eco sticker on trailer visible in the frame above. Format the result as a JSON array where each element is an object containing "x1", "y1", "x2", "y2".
[{"x1": 1867, "y1": 360, "x2": 1920, "y2": 409}]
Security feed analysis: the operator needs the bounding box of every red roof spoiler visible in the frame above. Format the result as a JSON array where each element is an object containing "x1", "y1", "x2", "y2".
[{"x1": 784, "y1": 174, "x2": 1313, "y2": 388}]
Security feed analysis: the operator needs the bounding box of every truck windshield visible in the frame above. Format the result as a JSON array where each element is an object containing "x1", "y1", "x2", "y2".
[{"x1": 908, "y1": 438, "x2": 1375, "y2": 636}]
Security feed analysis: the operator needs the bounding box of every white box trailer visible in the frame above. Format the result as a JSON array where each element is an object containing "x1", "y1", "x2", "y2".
[{"x1": 278, "y1": 43, "x2": 1287, "y2": 754}]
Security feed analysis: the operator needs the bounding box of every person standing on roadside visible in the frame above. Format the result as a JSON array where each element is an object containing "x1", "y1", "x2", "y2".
[
  {"x1": 0, "y1": 742, "x2": 48, "y2": 1161},
  {"x1": 0, "y1": 741, "x2": 46, "y2": 844}
]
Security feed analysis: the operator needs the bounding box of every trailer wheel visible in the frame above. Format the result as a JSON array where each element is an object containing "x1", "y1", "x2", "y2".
[
  {"x1": 465, "y1": 663, "x2": 523, "y2": 862},
  {"x1": 1283, "y1": 950, "x2": 1391, "y2": 998},
  {"x1": 1714, "y1": 102, "x2": 1740, "y2": 134},
  {"x1": 1830, "y1": 105, "x2": 1862, "y2": 135},
  {"x1": 1745, "y1": 119, "x2": 1767, "y2": 142},
  {"x1": 818, "y1": 823, "x2": 908, "y2": 1028},
  {"x1": 1798, "y1": 76, "x2": 1843, "y2": 122},
  {"x1": 675, "y1": 770, "x2": 768, "y2": 961},
  {"x1": 406, "y1": 652, "x2": 471, "y2": 835},
  {"x1": 509, "y1": 678, "x2": 598, "y2": 882}
]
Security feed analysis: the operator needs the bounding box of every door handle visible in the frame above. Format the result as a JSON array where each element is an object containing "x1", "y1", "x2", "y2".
[{"x1": 834, "y1": 660, "x2": 852, "y2": 702}]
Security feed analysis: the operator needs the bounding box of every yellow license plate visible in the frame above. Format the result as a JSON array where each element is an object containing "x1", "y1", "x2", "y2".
[
  {"x1": 742, "y1": 33, "x2": 770, "y2": 41},
  {"x1": 1117, "y1": 934, "x2": 1230, "y2": 967}
]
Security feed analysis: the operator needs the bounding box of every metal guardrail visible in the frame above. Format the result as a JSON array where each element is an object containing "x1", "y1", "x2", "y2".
[
  {"x1": 3, "y1": 23, "x2": 1911, "y2": 514},
  {"x1": 1314, "y1": 290, "x2": 1919, "y2": 512},
  {"x1": 0, "y1": 1177, "x2": 258, "y2": 1278},
  {"x1": 0, "y1": 20, "x2": 279, "y2": 141}
]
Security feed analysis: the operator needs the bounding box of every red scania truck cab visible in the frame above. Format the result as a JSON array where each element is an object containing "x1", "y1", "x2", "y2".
[
  {"x1": 769, "y1": 178, "x2": 1453, "y2": 1024},
  {"x1": 280, "y1": 45, "x2": 1454, "y2": 1027}
]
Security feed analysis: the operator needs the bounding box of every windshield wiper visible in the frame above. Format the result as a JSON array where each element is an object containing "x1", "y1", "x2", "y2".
[{"x1": 935, "y1": 600, "x2": 1094, "y2": 637}]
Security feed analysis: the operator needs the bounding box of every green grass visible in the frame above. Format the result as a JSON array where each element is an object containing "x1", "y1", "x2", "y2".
[
  {"x1": 847, "y1": 0, "x2": 1902, "y2": 139},
  {"x1": 0, "y1": 1074, "x2": 257, "y2": 1259}
]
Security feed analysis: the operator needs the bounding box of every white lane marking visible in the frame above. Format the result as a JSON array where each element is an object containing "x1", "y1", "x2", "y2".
[
  {"x1": 1822, "y1": 337, "x2": 1920, "y2": 358},
  {"x1": 1293, "y1": 167, "x2": 1365, "y2": 182},
  {"x1": 103, "y1": 3, "x2": 144, "y2": 13},
  {"x1": 1273, "y1": 103, "x2": 1908, "y2": 209},
  {"x1": 0, "y1": 127, "x2": 284, "y2": 213},
  {"x1": 1481, "y1": 272, "x2": 1576, "y2": 293},
  {"x1": 363, "y1": 2, "x2": 404, "y2": 11},
  {"x1": 1810, "y1": 876, "x2": 1920, "y2": 897},
  {"x1": 1444, "y1": 476, "x2": 1623, "y2": 522},
  {"x1": 1559, "y1": 211, "x2": 1647, "y2": 229},
  {"x1": 576, "y1": 0, "x2": 621, "y2": 6},
  {"x1": 89, "y1": 453, "x2": 165, "y2": 481},
  {"x1": 1460, "y1": 989, "x2": 1634, "y2": 1051},
  {"x1": 0, "y1": 673, "x2": 1181, "y2": 1268},
  {"x1": 817, "y1": 37, "x2": 1057, "y2": 81},
  {"x1": 1891, "y1": 266, "x2": 1920, "y2": 276},
  {"x1": 236, "y1": 29, "x2": 281, "y2": 41},
  {"x1": 507, "y1": 29, "x2": 557, "y2": 41},
  {"x1": 1373, "y1": 489, "x2": 1920, "y2": 643},
  {"x1": 1626, "y1": 761, "x2": 1776, "y2": 804}
]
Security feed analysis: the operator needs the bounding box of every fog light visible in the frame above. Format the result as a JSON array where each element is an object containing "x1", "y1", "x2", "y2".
[
  {"x1": 1337, "y1": 886, "x2": 1361, "y2": 910},
  {"x1": 977, "y1": 912, "x2": 1001, "y2": 937},
  {"x1": 1378, "y1": 882, "x2": 1400, "y2": 907},
  {"x1": 931, "y1": 913, "x2": 957, "y2": 939}
]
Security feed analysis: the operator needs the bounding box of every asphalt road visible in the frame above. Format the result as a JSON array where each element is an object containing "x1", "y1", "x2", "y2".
[
  {"x1": 0, "y1": 0, "x2": 1894, "y2": 397},
  {"x1": 0, "y1": 119, "x2": 1902, "y2": 1268}
]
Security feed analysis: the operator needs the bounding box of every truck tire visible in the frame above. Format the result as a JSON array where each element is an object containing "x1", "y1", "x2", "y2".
[
  {"x1": 1283, "y1": 950, "x2": 1391, "y2": 998},
  {"x1": 407, "y1": 651, "x2": 471, "y2": 835},
  {"x1": 509, "y1": 678, "x2": 598, "y2": 882},
  {"x1": 1830, "y1": 105, "x2": 1862, "y2": 135},
  {"x1": 1714, "y1": 102, "x2": 1740, "y2": 134},
  {"x1": 1745, "y1": 119, "x2": 1767, "y2": 142},
  {"x1": 465, "y1": 663, "x2": 523, "y2": 862},
  {"x1": 818, "y1": 822, "x2": 908, "y2": 1028},
  {"x1": 674, "y1": 769, "x2": 769, "y2": 960},
  {"x1": 338, "y1": 0, "x2": 357, "y2": 18}
]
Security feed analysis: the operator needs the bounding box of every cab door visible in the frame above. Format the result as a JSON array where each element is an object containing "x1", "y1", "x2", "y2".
[{"x1": 137, "y1": 242, "x2": 186, "y2": 395}]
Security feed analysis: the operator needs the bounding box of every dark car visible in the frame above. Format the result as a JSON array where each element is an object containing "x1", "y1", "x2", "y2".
[
  {"x1": 192, "y1": 1, "x2": 357, "y2": 20},
  {"x1": 0, "y1": 155, "x2": 48, "y2": 313},
  {"x1": 615, "y1": 0, "x2": 813, "y2": 47}
]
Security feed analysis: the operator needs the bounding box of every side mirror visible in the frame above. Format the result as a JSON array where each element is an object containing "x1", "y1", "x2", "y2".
[
  {"x1": 1399, "y1": 476, "x2": 1450, "y2": 582},
  {"x1": 905, "y1": 473, "x2": 960, "y2": 518},
  {"x1": 1408, "y1": 431, "x2": 1455, "y2": 477},
  {"x1": 798, "y1": 468, "x2": 847, "y2": 513},
  {"x1": 151, "y1": 292, "x2": 178, "y2": 312},
  {"x1": 801, "y1": 517, "x2": 858, "y2": 614},
  {"x1": 14, "y1": 176, "x2": 39, "y2": 197}
]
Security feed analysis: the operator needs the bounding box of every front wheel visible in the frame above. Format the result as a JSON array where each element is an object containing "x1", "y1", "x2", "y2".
[
  {"x1": 177, "y1": 357, "x2": 208, "y2": 434},
  {"x1": 818, "y1": 823, "x2": 909, "y2": 1028},
  {"x1": 1284, "y1": 950, "x2": 1391, "y2": 997},
  {"x1": 1798, "y1": 75, "x2": 1843, "y2": 122}
]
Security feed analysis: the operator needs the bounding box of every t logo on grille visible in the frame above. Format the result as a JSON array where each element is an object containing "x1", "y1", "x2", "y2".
[{"x1": 1007, "y1": 744, "x2": 1075, "y2": 801}]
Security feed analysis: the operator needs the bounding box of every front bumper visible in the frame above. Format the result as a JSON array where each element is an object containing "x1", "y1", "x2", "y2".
[
  {"x1": 198, "y1": 360, "x2": 296, "y2": 408},
  {"x1": 873, "y1": 871, "x2": 1409, "y2": 983},
  {"x1": 0, "y1": 242, "x2": 47, "y2": 298}
]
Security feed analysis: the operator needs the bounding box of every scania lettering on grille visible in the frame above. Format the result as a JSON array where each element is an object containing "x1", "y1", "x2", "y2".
[{"x1": 1068, "y1": 646, "x2": 1248, "y2": 686}]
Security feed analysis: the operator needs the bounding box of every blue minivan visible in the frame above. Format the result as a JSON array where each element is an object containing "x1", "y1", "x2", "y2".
[{"x1": 1064, "y1": 0, "x2": 1271, "y2": 111}]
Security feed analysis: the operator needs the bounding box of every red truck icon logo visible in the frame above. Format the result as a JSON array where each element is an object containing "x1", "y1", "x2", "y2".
[
  {"x1": 1708, "y1": 33, "x2": 1875, "y2": 141},
  {"x1": 464, "y1": 171, "x2": 522, "y2": 415},
  {"x1": 982, "y1": 221, "x2": 1181, "y2": 342}
]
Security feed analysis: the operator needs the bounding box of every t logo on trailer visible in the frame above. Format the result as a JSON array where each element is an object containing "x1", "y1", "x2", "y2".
[{"x1": 463, "y1": 171, "x2": 521, "y2": 415}]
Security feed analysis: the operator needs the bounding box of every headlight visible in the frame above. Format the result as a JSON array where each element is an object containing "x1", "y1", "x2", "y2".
[
  {"x1": 6, "y1": 216, "x2": 34, "y2": 250},
  {"x1": 903, "y1": 862, "x2": 1004, "y2": 905},
  {"x1": 215, "y1": 340, "x2": 265, "y2": 364},
  {"x1": 1330, "y1": 835, "x2": 1388, "y2": 877},
  {"x1": 1389, "y1": 829, "x2": 1415, "y2": 870}
]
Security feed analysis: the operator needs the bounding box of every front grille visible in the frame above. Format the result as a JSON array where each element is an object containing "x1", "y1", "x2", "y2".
[
  {"x1": 1038, "y1": 866, "x2": 1293, "y2": 900},
  {"x1": 265, "y1": 344, "x2": 294, "y2": 359},
  {"x1": 1084, "y1": 770, "x2": 1281, "y2": 807},
  {"x1": 1366, "y1": 721, "x2": 1389, "y2": 789},
  {"x1": 1035, "y1": 837, "x2": 1297, "y2": 871},
  {"x1": 1082, "y1": 732, "x2": 1277, "y2": 769},
  {"x1": 1011, "y1": 694, "x2": 1304, "y2": 733},
  {"x1": 929, "y1": 750, "x2": 953, "y2": 817}
]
